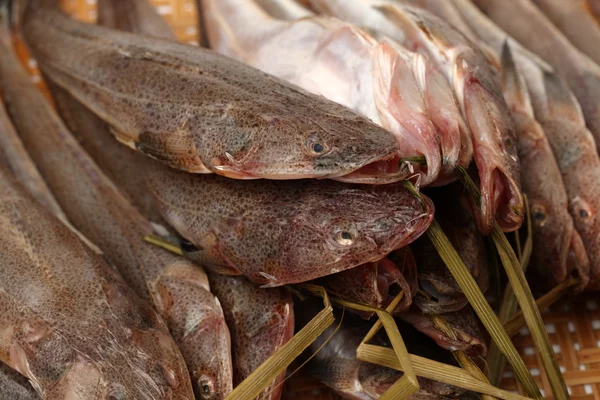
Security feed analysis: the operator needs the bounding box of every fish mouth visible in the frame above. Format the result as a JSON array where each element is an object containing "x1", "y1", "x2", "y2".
[
  {"x1": 476, "y1": 166, "x2": 524, "y2": 235},
  {"x1": 567, "y1": 230, "x2": 590, "y2": 291},
  {"x1": 415, "y1": 279, "x2": 468, "y2": 314},
  {"x1": 376, "y1": 257, "x2": 413, "y2": 314},
  {"x1": 330, "y1": 152, "x2": 410, "y2": 184}
]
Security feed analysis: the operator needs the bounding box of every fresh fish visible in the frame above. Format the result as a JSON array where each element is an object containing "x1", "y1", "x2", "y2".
[
  {"x1": 412, "y1": 185, "x2": 489, "y2": 314},
  {"x1": 97, "y1": 0, "x2": 177, "y2": 41},
  {"x1": 0, "y1": 23, "x2": 233, "y2": 399},
  {"x1": 20, "y1": 0, "x2": 406, "y2": 184},
  {"x1": 309, "y1": 0, "x2": 524, "y2": 234},
  {"x1": 499, "y1": 42, "x2": 590, "y2": 289},
  {"x1": 253, "y1": 0, "x2": 313, "y2": 19},
  {"x1": 145, "y1": 166, "x2": 434, "y2": 286},
  {"x1": 296, "y1": 300, "x2": 467, "y2": 399},
  {"x1": 532, "y1": 0, "x2": 600, "y2": 66},
  {"x1": 0, "y1": 167, "x2": 194, "y2": 400},
  {"x1": 399, "y1": 306, "x2": 487, "y2": 357},
  {"x1": 0, "y1": 363, "x2": 38, "y2": 400},
  {"x1": 450, "y1": 0, "x2": 599, "y2": 289},
  {"x1": 0, "y1": 97, "x2": 64, "y2": 221},
  {"x1": 316, "y1": 248, "x2": 418, "y2": 318},
  {"x1": 202, "y1": 0, "x2": 459, "y2": 186},
  {"x1": 586, "y1": 0, "x2": 600, "y2": 21},
  {"x1": 473, "y1": 0, "x2": 600, "y2": 158},
  {"x1": 207, "y1": 273, "x2": 293, "y2": 400}
]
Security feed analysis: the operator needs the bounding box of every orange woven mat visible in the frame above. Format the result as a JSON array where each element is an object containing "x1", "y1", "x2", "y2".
[{"x1": 17, "y1": 1, "x2": 600, "y2": 399}]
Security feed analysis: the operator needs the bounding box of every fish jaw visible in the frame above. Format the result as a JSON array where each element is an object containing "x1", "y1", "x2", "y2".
[
  {"x1": 463, "y1": 82, "x2": 524, "y2": 234},
  {"x1": 153, "y1": 277, "x2": 233, "y2": 399}
]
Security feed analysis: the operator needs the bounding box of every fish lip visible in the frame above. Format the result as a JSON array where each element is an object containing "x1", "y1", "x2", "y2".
[{"x1": 327, "y1": 152, "x2": 410, "y2": 184}]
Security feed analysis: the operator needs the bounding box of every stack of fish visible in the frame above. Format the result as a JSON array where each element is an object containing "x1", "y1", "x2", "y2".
[{"x1": 0, "y1": 0, "x2": 598, "y2": 398}]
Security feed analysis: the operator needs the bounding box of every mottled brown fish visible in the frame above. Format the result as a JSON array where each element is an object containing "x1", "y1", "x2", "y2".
[
  {"x1": 20, "y1": 0, "x2": 407, "y2": 184},
  {"x1": 316, "y1": 248, "x2": 418, "y2": 318},
  {"x1": 473, "y1": 0, "x2": 600, "y2": 159},
  {"x1": 97, "y1": 0, "x2": 177, "y2": 41},
  {"x1": 0, "y1": 167, "x2": 194, "y2": 400},
  {"x1": 0, "y1": 18, "x2": 232, "y2": 398},
  {"x1": 146, "y1": 166, "x2": 434, "y2": 286},
  {"x1": 309, "y1": 0, "x2": 524, "y2": 235},
  {"x1": 0, "y1": 363, "x2": 38, "y2": 400},
  {"x1": 207, "y1": 273, "x2": 293, "y2": 400},
  {"x1": 450, "y1": 0, "x2": 597, "y2": 288}
]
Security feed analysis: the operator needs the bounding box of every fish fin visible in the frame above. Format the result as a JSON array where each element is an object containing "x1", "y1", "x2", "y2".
[
  {"x1": 500, "y1": 40, "x2": 534, "y2": 118},
  {"x1": 541, "y1": 69, "x2": 586, "y2": 126}
]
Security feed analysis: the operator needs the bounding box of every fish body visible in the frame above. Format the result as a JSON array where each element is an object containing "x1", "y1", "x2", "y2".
[
  {"x1": 532, "y1": 0, "x2": 600, "y2": 66},
  {"x1": 253, "y1": 0, "x2": 313, "y2": 19},
  {"x1": 451, "y1": 0, "x2": 598, "y2": 289},
  {"x1": 146, "y1": 166, "x2": 434, "y2": 286},
  {"x1": 97, "y1": 0, "x2": 177, "y2": 40},
  {"x1": 317, "y1": 248, "x2": 417, "y2": 318},
  {"x1": 411, "y1": 186, "x2": 489, "y2": 314},
  {"x1": 0, "y1": 363, "x2": 38, "y2": 400},
  {"x1": 296, "y1": 301, "x2": 466, "y2": 399},
  {"x1": 202, "y1": 0, "x2": 457, "y2": 186},
  {"x1": 0, "y1": 21, "x2": 232, "y2": 398},
  {"x1": 308, "y1": 0, "x2": 523, "y2": 234},
  {"x1": 20, "y1": 0, "x2": 406, "y2": 184},
  {"x1": 207, "y1": 273, "x2": 293, "y2": 400},
  {"x1": 0, "y1": 167, "x2": 194, "y2": 400},
  {"x1": 473, "y1": 0, "x2": 600, "y2": 158}
]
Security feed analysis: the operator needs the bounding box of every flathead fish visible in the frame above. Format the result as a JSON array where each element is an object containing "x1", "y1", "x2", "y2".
[
  {"x1": 0, "y1": 20, "x2": 233, "y2": 398},
  {"x1": 451, "y1": 0, "x2": 598, "y2": 289},
  {"x1": 296, "y1": 300, "x2": 467, "y2": 399},
  {"x1": 0, "y1": 363, "x2": 38, "y2": 400},
  {"x1": 399, "y1": 306, "x2": 487, "y2": 357},
  {"x1": 0, "y1": 167, "x2": 194, "y2": 400},
  {"x1": 317, "y1": 248, "x2": 417, "y2": 318},
  {"x1": 499, "y1": 42, "x2": 590, "y2": 289},
  {"x1": 411, "y1": 185, "x2": 489, "y2": 314},
  {"x1": 473, "y1": 0, "x2": 600, "y2": 159},
  {"x1": 207, "y1": 273, "x2": 293, "y2": 400},
  {"x1": 20, "y1": 0, "x2": 406, "y2": 184},
  {"x1": 202, "y1": 0, "x2": 459, "y2": 186},
  {"x1": 308, "y1": 0, "x2": 524, "y2": 234},
  {"x1": 146, "y1": 166, "x2": 434, "y2": 286},
  {"x1": 532, "y1": 0, "x2": 600, "y2": 66}
]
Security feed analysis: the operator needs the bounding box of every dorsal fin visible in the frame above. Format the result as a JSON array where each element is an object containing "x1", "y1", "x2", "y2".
[{"x1": 500, "y1": 40, "x2": 534, "y2": 118}]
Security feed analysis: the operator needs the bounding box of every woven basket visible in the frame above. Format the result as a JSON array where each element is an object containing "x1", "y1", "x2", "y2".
[{"x1": 21, "y1": 1, "x2": 600, "y2": 399}]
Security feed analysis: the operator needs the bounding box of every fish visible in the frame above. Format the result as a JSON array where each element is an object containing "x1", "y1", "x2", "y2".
[
  {"x1": 0, "y1": 166, "x2": 194, "y2": 400},
  {"x1": 532, "y1": 0, "x2": 600, "y2": 66},
  {"x1": 253, "y1": 0, "x2": 313, "y2": 20},
  {"x1": 202, "y1": 0, "x2": 459, "y2": 186},
  {"x1": 499, "y1": 42, "x2": 590, "y2": 290},
  {"x1": 308, "y1": 0, "x2": 524, "y2": 235},
  {"x1": 472, "y1": 0, "x2": 600, "y2": 159},
  {"x1": 411, "y1": 185, "x2": 489, "y2": 314},
  {"x1": 0, "y1": 97, "x2": 65, "y2": 222},
  {"x1": 295, "y1": 299, "x2": 468, "y2": 399},
  {"x1": 0, "y1": 363, "x2": 38, "y2": 400},
  {"x1": 207, "y1": 273, "x2": 294, "y2": 400},
  {"x1": 399, "y1": 306, "x2": 487, "y2": 357},
  {"x1": 145, "y1": 165, "x2": 434, "y2": 286},
  {"x1": 450, "y1": 0, "x2": 598, "y2": 289},
  {"x1": 0, "y1": 18, "x2": 233, "y2": 398},
  {"x1": 19, "y1": 0, "x2": 406, "y2": 184},
  {"x1": 316, "y1": 248, "x2": 418, "y2": 318},
  {"x1": 586, "y1": 0, "x2": 600, "y2": 21}
]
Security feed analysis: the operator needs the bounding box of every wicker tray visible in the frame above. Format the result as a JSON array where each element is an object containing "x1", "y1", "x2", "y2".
[{"x1": 22, "y1": 1, "x2": 600, "y2": 399}]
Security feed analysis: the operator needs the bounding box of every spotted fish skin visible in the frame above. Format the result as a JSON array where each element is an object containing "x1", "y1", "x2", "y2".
[
  {"x1": 0, "y1": 167, "x2": 194, "y2": 400},
  {"x1": 20, "y1": 0, "x2": 407, "y2": 184}
]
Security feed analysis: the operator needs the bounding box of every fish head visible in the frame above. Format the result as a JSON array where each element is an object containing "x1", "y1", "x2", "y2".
[
  {"x1": 274, "y1": 183, "x2": 434, "y2": 284},
  {"x1": 204, "y1": 101, "x2": 407, "y2": 183}
]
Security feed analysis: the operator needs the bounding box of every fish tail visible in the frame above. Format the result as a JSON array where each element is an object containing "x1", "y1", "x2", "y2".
[{"x1": 500, "y1": 40, "x2": 534, "y2": 119}]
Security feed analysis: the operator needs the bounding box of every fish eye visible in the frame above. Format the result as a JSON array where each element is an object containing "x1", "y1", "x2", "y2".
[
  {"x1": 305, "y1": 136, "x2": 329, "y2": 157},
  {"x1": 571, "y1": 197, "x2": 593, "y2": 223},
  {"x1": 335, "y1": 231, "x2": 355, "y2": 246},
  {"x1": 197, "y1": 376, "x2": 216, "y2": 399},
  {"x1": 530, "y1": 204, "x2": 548, "y2": 226},
  {"x1": 106, "y1": 387, "x2": 126, "y2": 400}
]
